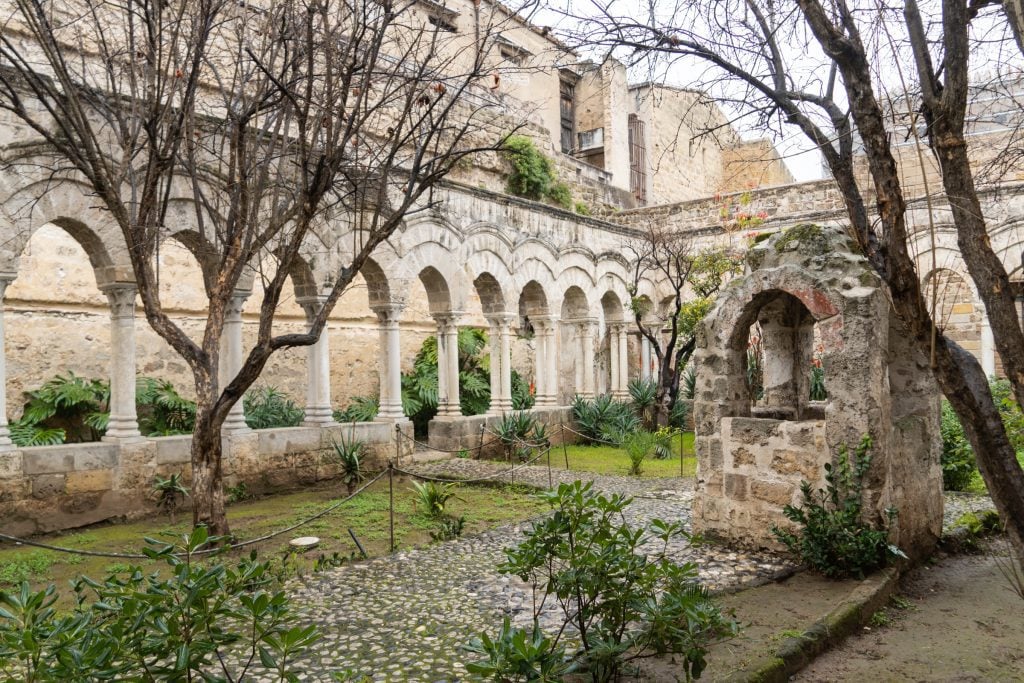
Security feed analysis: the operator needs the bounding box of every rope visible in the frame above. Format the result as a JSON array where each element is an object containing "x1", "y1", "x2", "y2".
[
  {"x1": 0, "y1": 469, "x2": 390, "y2": 560},
  {"x1": 396, "y1": 429, "x2": 507, "y2": 454},
  {"x1": 559, "y1": 423, "x2": 623, "y2": 447},
  {"x1": 395, "y1": 445, "x2": 552, "y2": 484}
]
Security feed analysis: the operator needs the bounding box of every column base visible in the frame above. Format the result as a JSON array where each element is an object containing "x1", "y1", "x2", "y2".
[
  {"x1": 303, "y1": 406, "x2": 335, "y2": 425},
  {"x1": 104, "y1": 417, "x2": 143, "y2": 441},
  {"x1": 376, "y1": 401, "x2": 406, "y2": 421}
]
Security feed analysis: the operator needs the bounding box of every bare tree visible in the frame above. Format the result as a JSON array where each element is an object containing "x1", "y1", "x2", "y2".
[
  {"x1": 0, "y1": 0, "x2": 524, "y2": 535},
  {"x1": 626, "y1": 222, "x2": 737, "y2": 426},
  {"x1": 551, "y1": 0, "x2": 1024, "y2": 559}
]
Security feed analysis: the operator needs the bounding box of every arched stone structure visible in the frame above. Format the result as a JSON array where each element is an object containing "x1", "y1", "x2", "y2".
[{"x1": 692, "y1": 224, "x2": 943, "y2": 560}]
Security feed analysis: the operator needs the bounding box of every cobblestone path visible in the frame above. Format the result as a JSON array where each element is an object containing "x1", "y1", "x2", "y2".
[{"x1": 288, "y1": 461, "x2": 794, "y2": 681}]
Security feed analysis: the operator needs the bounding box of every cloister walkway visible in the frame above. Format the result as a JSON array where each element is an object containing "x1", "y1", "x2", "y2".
[{"x1": 284, "y1": 461, "x2": 795, "y2": 682}]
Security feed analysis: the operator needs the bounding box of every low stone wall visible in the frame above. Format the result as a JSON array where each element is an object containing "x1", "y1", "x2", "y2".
[
  {"x1": 0, "y1": 420, "x2": 412, "y2": 537},
  {"x1": 694, "y1": 416, "x2": 827, "y2": 549},
  {"x1": 427, "y1": 407, "x2": 576, "y2": 459}
]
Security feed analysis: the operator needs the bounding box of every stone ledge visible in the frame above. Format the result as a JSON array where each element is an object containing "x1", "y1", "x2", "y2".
[{"x1": 727, "y1": 566, "x2": 900, "y2": 683}]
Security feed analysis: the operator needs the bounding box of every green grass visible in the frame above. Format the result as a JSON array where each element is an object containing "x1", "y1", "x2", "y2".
[
  {"x1": 556, "y1": 432, "x2": 696, "y2": 478},
  {"x1": 0, "y1": 477, "x2": 547, "y2": 606}
]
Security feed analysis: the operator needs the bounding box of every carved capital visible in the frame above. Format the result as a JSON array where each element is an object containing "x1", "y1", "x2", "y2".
[
  {"x1": 432, "y1": 311, "x2": 463, "y2": 332},
  {"x1": 101, "y1": 284, "x2": 138, "y2": 320},
  {"x1": 225, "y1": 290, "x2": 251, "y2": 320},
  {"x1": 296, "y1": 295, "x2": 330, "y2": 323},
  {"x1": 372, "y1": 302, "x2": 405, "y2": 325}
]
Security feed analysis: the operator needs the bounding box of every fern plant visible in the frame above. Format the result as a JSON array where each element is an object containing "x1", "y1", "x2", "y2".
[
  {"x1": 136, "y1": 377, "x2": 196, "y2": 435},
  {"x1": 334, "y1": 395, "x2": 379, "y2": 423},
  {"x1": 9, "y1": 372, "x2": 109, "y2": 446}
]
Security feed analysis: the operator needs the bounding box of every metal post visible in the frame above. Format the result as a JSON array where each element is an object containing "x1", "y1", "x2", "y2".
[
  {"x1": 561, "y1": 420, "x2": 570, "y2": 470},
  {"x1": 547, "y1": 448, "x2": 553, "y2": 488},
  {"x1": 394, "y1": 423, "x2": 401, "y2": 466},
  {"x1": 680, "y1": 429, "x2": 684, "y2": 478},
  {"x1": 388, "y1": 463, "x2": 395, "y2": 553}
]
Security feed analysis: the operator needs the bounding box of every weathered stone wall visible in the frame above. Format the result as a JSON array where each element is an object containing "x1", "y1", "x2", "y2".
[
  {"x1": 720, "y1": 139, "x2": 797, "y2": 193},
  {"x1": 693, "y1": 225, "x2": 944, "y2": 559},
  {"x1": 0, "y1": 420, "x2": 412, "y2": 537}
]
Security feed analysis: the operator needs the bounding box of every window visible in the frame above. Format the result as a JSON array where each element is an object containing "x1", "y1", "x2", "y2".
[
  {"x1": 497, "y1": 38, "x2": 530, "y2": 65},
  {"x1": 428, "y1": 14, "x2": 457, "y2": 32},
  {"x1": 628, "y1": 114, "x2": 647, "y2": 203},
  {"x1": 559, "y1": 79, "x2": 575, "y2": 154}
]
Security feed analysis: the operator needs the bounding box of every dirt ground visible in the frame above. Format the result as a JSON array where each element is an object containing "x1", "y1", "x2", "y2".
[{"x1": 794, "y1": 547, "x2": 1024, "y2": 682}]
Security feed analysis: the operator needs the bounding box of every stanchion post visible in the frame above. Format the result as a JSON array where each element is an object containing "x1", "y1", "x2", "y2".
[
  {"x1": 388, "y1": 463, "x2": 395, "y2": 553},
  {"x1": 478, "y1": 422, "x2": 486, "y2": 459},
  {"x1": 547, "y1": 448, "x2": 552, "y2": 488},
  {"x1": 680, "y1": 429, "x2": 684, "y2": 478},
  {"x1": 560, "y1": 421, "x2": 569, "y2": 470},
  {"x1": 394, "y1": 423, "x2": 402, "y2": 467}
]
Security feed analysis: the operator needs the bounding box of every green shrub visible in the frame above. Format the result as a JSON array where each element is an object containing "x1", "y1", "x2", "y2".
[
  {"x1": 136, "y1": 376, "x2": 196, "y2": 435},
  {"x1": 771, "y1": 435, "x2": 905, "y2": 579},
  {"x1": 476, "y1": 481, "x2": 737, "y2": 681},
  {"x1": 226, "y1": 481, "x2": 252, "y2": 504},
  {"x1": 0, "y1": 528, "x2": 318, "y2": 682},
  {"x1": 153, "y1": 472, "x2": 189, "y2": 523},
  {"x1": 502, "y1": 135, "x2": 574, "y2": 209},
  {"x1": 334, "y1": 395, "x2": 379, "y2": 423},
  {"x1": 682, "y1": 365, "x2": 697, "y2": 400},
  {"x1": 628, "y1": 377, "x2": 658, "y2": 428},
  {"x1": 939, "y1": 379, "x2": 1024, "y2": 492},
  {"x1": 574, "y1": 200, "x2": 591, "y2": 216},
  {"x1": 0, "y1": 551, "x2": 54, "y2": 587},
  {"x1": 572, "y1": 394, "x2": 641, "y2": 445},
  {"x1": 809, "y1": 365, "x2": 827, "y2": 401},
  {"x1": 430, "y1": 514, "x2": 466, "y2": 542},
  {"x1": 244, "y1": 386, "x2": 304, "y2": 429},
  {"x1": 511, "y1": 370, "x2": 535, "y2": 410},
  {"x1": 9, "y1": 372, "x2": 110, "y2": 446},
  {"x1": 494, "y1": 411, "x2": 539, "y2": 460}
]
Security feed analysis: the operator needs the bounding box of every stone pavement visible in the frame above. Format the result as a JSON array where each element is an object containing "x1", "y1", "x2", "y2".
[{"x1": 287, "y1": 460, "x2": 795, "y2": 681}]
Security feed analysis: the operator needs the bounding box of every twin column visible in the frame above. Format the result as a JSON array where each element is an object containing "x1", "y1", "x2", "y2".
[
  {"x1": 486, "y1": 314, "x2": 514, "y2": 414},
  {"x1": 607, "y1": 323, "x2": 630, "y2": 398}
]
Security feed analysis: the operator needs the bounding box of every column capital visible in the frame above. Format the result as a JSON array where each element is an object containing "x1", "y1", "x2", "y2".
[
  {"x1": 431, "y1": 311, "x2": 464, "y2": 329},
  {"x1": 225, "y1": 289, "x2": 251, "y2": 319},
  {"x1": 100, "y1": 283, "x2": 138, "y2": 320},
  {"x1": 296, "y1": 294, "x2": 330, "y2": 318},
  {"x1": 371, "y1": 302, "x2": 406, "y2": 323},
  {"x1": 484, "y1": 312, "x2": 516, "y2": 326},
  {"x1": 0, "y1": 272, "x2": 16, "y2": 298}
]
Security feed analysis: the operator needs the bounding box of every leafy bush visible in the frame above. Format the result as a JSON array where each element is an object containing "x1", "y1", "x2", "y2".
[
  {"x1": 226, "y1": 481, "x2": 253, "y2": 504},
  {"x1": 334, "y1": 395, "x2": 379, "y2": 423},
  {"x1": 511, "y1": 370, "x2": 535, "y2": 410},
  {"x1": 771, "y1": 435, "x2": 905, "y2": 579},
  {"x1": 653, "y1": 426, "x2": 681, "y2": 460},
  {"x1": 940, "y1": 400, "x2": 976, "y2": 491},
  {"x1": 809, "y1": 365, "x2": 827, "y2": 401},
  {"x1": 682, "y1": 365, "x2": 697, "y2": 400},
  {"x1": 412, "y1": 481, "x2": 461, "y2": 517},
  {"x1": 572, "y1": 394, "x2": 641, "y2": 445},
  {"x1": 430, "y1": 514, "x2": 466, "y2": 542},
  {"x1": 9, "y1": 372, "x2": 110, "y2": 446},
  {"x1": 0, "y1": 551, "x2": 54, "y2": 587},
  {"x1": 136, "y1": 376, "x2": 196, "y2": 435},
  {"x1": 495, "y1": 411, "x2": 540, "y2": 461},
  {"x1": 669, "y1": 398, "x2": 690, "y2": 429},
  {"x1": 502, "y1": 135, "x2": 574, "y2": 209},
  {"x1": 0, "y1": 527, "x2": 319, "y2": 681},
  {"x1": 475, "y1": 481, "x2": 737, "y2": 681},
  {"x1": 244, "y1": 386, "x2": 304, "y2": 429},
  {"x1": 939, "y1": 379, "x2": 1024, "y2": 492},
  {"x1": 465, "y1": 617, "x2": 575, "y2": 681}
]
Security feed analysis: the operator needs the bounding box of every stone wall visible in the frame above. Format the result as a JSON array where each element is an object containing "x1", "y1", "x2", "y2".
[{"x1": 0, "y1": 421, "x2": 412, "y2": 537}]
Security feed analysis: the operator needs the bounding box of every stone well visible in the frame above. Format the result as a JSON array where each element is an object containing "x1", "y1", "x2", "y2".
[{"x1": 692, "y1": 224, "x2": 943, "y2": 560}]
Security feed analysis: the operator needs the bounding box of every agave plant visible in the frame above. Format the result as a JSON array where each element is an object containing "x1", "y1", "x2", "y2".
[
  {"x1": 628, "y1": 377, "x2": 658, "y2": 428},
  {"x1": 153, "y1": 473, "x2": 189, "y2": 523},
  {"x1": 328, "y1": 436, "x2": 366, "y2": 495},
  {"x1": 412, "y1": 481, "x2": 462, "y2": 517},
  {"x1": 572, "y1": 394, "x2": 640, "y2": 445},
  {"x1": 494, "y1": 411, "x2": 539, "y2": 461},
  {"x1": 682, "y1": 365, "x2": 697, "y2": 400}
]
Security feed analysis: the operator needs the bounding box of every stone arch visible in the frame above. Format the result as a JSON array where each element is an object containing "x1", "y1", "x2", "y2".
[
  {"x1": 518, "y1": 280, "x2": 549, "y2": 319},
  {"x1": 560, "y1": 285, "x2": 590, "y2": 320},
  {"x1": 921, "y1": 267, "x2": 978, "y2": 336},
  {"x1": 418, "y1": 266, "x2": 453, "y2": 314},
  {"x1": 473, "y1": 272, "x2": 507, "y2": 315},
  {"x1": 600, "y1": 290, "x2": 625, "y2": 322},
  {"x1": 400, "y1": 240, "x2": 468, "y2": 312}
]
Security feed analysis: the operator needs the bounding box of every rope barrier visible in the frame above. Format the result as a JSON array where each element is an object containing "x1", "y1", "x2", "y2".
[
  {"x1": 395, "y1": 429, "x2": 507, "y2": 454},
  {"x1": 0, "y1": 469, "x2": 390, "y2": 560},
  {"x1": 394, "y1": 445, "x2": 552, "y2": 484}
]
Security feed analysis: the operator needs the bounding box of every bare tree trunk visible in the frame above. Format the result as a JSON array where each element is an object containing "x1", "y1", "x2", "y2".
[{"x1": 191, "y1": 409, "x2": 229, "y2": 537}]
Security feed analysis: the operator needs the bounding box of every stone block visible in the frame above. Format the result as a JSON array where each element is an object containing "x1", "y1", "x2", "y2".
[
  {"x1": 23, "y1": 451, "x2": 74, "y2": 475},
  {"x1": 66, "y1": 469, "x2": 113, "y2": 494},
  {"x1": 724, "y1": 473, "x2": 749, "y2": 501},
  {"x1": 154, "y1": 436, "x2": 192, "y2": 465},
  {"x1": 0, "y1": 451, "x2": 22, "y2": 479},
  {"x1": 73, "y1": 445, "x2": 118, "y2": 471},
  {"x1": 751, "y1": 479, "x2": 793, "y2": 507},
  {"x1": 731, "y1": 446, "x2": 755, "y2": 467},
  {"x1": 770, "y1": 449, "x2": 820, "y2": 482},
  {"x1": 32, "y1": 473, "x2": 65, "y2": 498}
]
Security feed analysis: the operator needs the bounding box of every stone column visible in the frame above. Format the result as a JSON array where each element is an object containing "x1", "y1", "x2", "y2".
[
  {"x1": 981, "y1": 315, "x2": 996, "y2": 378},
  {"x1": 609, "y1": 326, "x2": 620, "y2": 398},
  {"x1": 758, "y1": 318, "x2": 797, "y2": 410},
  {"x1": 434, "y1": 312, "x2": 462, "y2": 416},
  {"x1": 102, "y1": 284, "x2": 141, "y2": 440},
  {"x1": 533, "y1": 315, "x2": 560, "y2": 407},
  {"x1": 374, "y1": 304, "x2": 406, "y2": 420},
  {"x1": 220, "y1": 290, "x2": 251, "y2": 432},
  {"x1": 617, "y1": 324, "x2": 630, "y2": 397},
  {"x1": 579, "y1": 320, "x2": 596, "y2": 398},
  {"x1": 0, "y1": 277, "x2": 14, "y2": 450},
  {"x1": 486, "y1": 314, "x2": 514, "y2": 414},
  {"x1": 298, "y1": 296, "x2": 333, "y2": 425}
]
